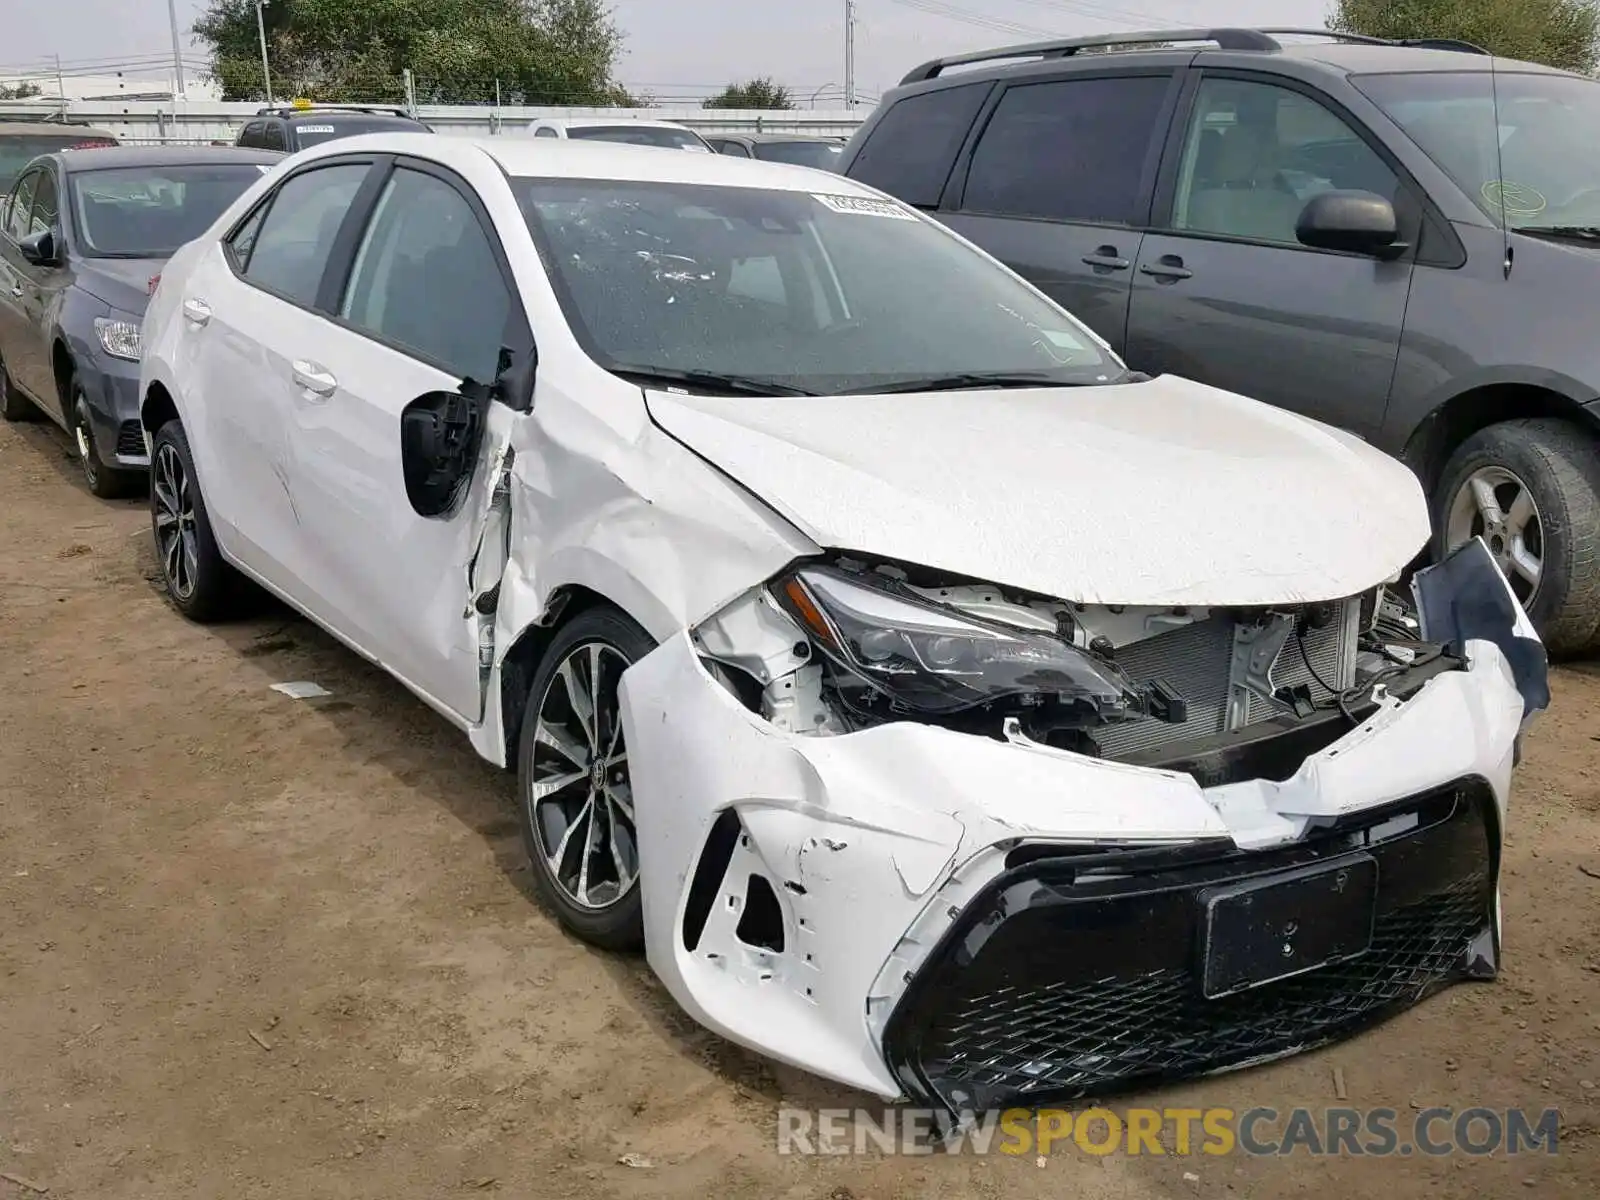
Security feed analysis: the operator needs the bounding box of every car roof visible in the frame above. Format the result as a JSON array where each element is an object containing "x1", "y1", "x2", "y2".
[
  {"x1": 535, "y1": 116, "x2": 696, "y2": 131},
  {"x1": 53, "y1": 145, "x2": 283, "y2": 173},
  {"x1": 0, "y1": 120, "x2": 118, "y2": 138},
  {"x1": 299, "y1": 131, "x2": 881, "y2": 193},
  {"x1": 282, "y1": 110, "x2": 422, "y2": 124},
  {"x1": 718, "y1": 132, "x2": 840, "y2": 144},
  {"x1": 1271, "y1": 40, "x2": 1575, "y2": 76}
]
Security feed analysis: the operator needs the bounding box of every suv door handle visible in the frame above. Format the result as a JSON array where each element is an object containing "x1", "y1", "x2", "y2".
[
  {"x1": 1140, "y1": 255, "x2": 1193, "y2": 281},
  {"x1": 292, "y1": 360, "x2": 338, "y2": 397},
  {"x1": 1081, "y1": 246, "x2": 1130, "y2": 271},
  {"x1": 182, "y1": 297, "x2": 211, "y2": 326}
]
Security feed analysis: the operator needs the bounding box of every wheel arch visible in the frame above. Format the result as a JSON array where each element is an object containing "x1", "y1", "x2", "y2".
[
  {"x1": 140, "y1": 380, "x2": 179, "y2": 438},
  {"x1": 495, "y1": 583, "x2": 662, "y2": 771},
  {"x1": 51, "y1": 338, "x2": 75, "y2": 407},
  {"x1": 1400, "y1": 382, "x2": 1600, "y2": 496}
]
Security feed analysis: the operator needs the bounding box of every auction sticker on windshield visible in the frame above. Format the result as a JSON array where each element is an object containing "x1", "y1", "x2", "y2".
[
  {"x1": 812, "y1": 193, "x2": 917, "y2": 220},
  {"x1": 296, "y1": 124, "x2": 336, "y2": 134}
]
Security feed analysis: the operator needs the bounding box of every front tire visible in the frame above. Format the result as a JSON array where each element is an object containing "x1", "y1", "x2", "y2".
[
  {"x1": 0, "y1": 354, "x2": 36, "y2": 422},
  {"x1": 1434, "y1": 418, "x2": 1600, "y2": 656},
  {"x1": 72, "y1": 387, "x2": 140, "y2": 499},
  {"x1": 516, "y1": 608, "x2": 656, "y2": 951},
  {"x1": 150, "y1": 419, "x2": 245, "y2": 622}
]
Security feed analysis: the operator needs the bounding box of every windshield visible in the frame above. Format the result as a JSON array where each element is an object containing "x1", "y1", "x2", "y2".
[
  {"x1": 515, "y1": 179, "x2": 1121, "y2": 395},
  {"x1": 294, "y1": 117, "x2": 420, "y2": 146},
  {"x1": 566, "y1": 125, "x2": 711, "y2": 151},
  {"x1": 71, "y1": 163, "x2": 269, "y2": 258},
  {"x1": 0, "y1": 133, "x2": 115, "y2": 190},
  {"x1": 1355, "y1": 70, "x2": 1600, "y2": 229},
  {"x1": 754, "y1": 140, "x2": 844, "y2": 171}
]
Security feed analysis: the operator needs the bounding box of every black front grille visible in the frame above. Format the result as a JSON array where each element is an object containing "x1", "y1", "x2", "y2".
[
  {"x1": 115, "y1": 421, "x2": 146, "y2": 457},
  {"x1": 883, "y1": 779, "x2": 1498, "y2": 1112}
]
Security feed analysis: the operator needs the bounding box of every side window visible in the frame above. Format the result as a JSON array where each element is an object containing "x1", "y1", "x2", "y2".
[
  {"x1": 962, "y1": 76, "x2": 1171, "y2": 224},
  {"x1": 225, "y1": 201, "x2": 269, "y2": 270},
  {"x1": 238, "y1": 121, "x2": 264, "y2": 148},
  {"x1": 29, "y1": 169, "x2": 59, "y2": 235},
  {"x1": 263, "y1": 123, "x2": 288, "y2": 152},
  {"x1": 533, "y1": 126, "x2": 559, "y2": 139},
  {"x1": 339, "y1": 167, "x2": 512, "y2": 382},
  {"x1": 241, "y1": 163, "x2": 369, "y2": 304},
  {"x1": 1171, "y1": 78, "x2": 1401, "y2": 246},
  {"x1": 6, "y1": 170, "x2": 40, "y2": 241},
  {"x1": 721, "y1": 141, "x2": 750, "y2": 157},
  {"x1": 846, "y1": 82, "x2": 989, "y2": 208}
]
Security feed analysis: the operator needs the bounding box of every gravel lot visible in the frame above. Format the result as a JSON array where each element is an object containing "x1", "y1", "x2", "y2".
[{"x1": 2, "y1": 413, "x2": 1597, "y2": 1199}]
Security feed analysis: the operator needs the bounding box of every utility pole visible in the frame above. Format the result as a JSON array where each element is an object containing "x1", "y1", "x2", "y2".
[
  {"x1": 55, "y1": 54, "x2": 66, "y2": 118},
  {"x1": 166, "y1": 0, "x2": 187, "y2": 97},
  {"x1": 844, "y1": 0, "x2": 857, "y2": 108},
  {"x1": 256, "y1": 0, "x2": 274, "y2": 104}
]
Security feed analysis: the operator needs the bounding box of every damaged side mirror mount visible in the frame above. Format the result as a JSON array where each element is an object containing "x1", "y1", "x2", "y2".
[
  {"x1": 400, "y1": 384, "x2": 488, "y2": 518},
  {"x1": 492, "y1": 342, "x2": 538, "y2": 413}
]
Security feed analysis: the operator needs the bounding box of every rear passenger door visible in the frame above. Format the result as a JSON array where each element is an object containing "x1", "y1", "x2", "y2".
[
  {"x1": 1125, "y1": 73, "x2": 1417, "y2": 437},
  {"x1": 936, "y1": 71, "x2": 1182, "y2": 353}
]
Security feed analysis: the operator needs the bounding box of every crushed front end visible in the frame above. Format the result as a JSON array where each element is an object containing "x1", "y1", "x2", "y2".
[{"x1": 617, "y1": 540, "x2": 1547, "y2": 1109}]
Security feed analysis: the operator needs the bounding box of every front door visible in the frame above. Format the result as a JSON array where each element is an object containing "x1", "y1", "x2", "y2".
[
  {"x1": 0, "y1": 168, "x2": 43, "y2": 397},
  {"x1": 938, "y1": 71, "x2": 1180, "y2": 353},
  {"x1": 283, "y1": 161, "x2": 526, "y2": 721},
  {"x1": 1125, "y1": 74, "x2": 1416, "y2": 439}
]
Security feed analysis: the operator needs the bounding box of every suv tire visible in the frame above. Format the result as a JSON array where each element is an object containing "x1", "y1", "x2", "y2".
[{"x1": 1434, "y1": 418, "x2": 1600, "y2": 656}]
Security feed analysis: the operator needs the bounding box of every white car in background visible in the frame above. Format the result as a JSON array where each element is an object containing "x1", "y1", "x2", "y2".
[
  {"x1": 137, "y1": 133, "x2": 1548, "y2": 1117},
  {"x1": 525, "y1": 115, "x2": 713, "y2": 151}
]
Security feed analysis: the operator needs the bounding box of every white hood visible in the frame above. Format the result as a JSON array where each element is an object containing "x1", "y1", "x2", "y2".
[{"x1": 646, "y1": 376, "x2": 1431, "y2": 608}]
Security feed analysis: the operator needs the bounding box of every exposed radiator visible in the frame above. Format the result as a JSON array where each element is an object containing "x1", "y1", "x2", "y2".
[{"x1": 1093, "y1": 604, "x2": 1357, "y2": 760}]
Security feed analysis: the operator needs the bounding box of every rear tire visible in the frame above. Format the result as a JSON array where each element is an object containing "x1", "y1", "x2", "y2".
[
  {"x1": 73, "y1": 387, "x2": 141, "y2": 499},
  {"x1": 0, "y1": 355, "x2": 36, "y2": 422},
  {"x1": 516, "y1": 607, "x2": 657, "y2": 952},
  {"x1": 150, "y1": 419, "x2": 246, "y2": 622},
  {"x1": 1434, "y1": 418, "x2": 1600, "y2": 656}
]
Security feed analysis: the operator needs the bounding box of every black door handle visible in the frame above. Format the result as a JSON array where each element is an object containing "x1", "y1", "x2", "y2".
[
  {"x1": 1140, "y1": 254, "x2": 1192, "y2": 281},
  {"x1": 1081, "y1": 245, "x2": 1130, "y2": 271}
]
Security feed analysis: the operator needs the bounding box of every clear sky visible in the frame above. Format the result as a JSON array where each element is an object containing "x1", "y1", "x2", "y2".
[{"x1": 3, "y1": 0, "x2": 1331, "y2": 105}]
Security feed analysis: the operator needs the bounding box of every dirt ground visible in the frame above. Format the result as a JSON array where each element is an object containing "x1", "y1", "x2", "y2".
[{"x1": 1, "y1": 412, "x2": 1597, "y2": 1200}]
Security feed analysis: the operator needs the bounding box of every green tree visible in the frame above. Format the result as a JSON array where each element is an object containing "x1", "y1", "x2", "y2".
[
  {"x1": 0, "y1": 81, "x2": 44, "y2": 100},
  {"x1": 193, "y1": 0, "x2": 631, "y2": 105},
  {"x1": 703, "y1": 78, "x2": 793, "y2": 109},
  {"x1": 1329, "y1": 0, "x2": 1600, "y2": 72}
]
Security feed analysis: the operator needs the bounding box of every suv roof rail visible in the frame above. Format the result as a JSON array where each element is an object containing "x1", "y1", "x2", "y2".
[
  {"x1": 254, "y1": 103, "x2": 415, "y2": 119},
  {"x1": 898, "y1": 25, "x2": 1495, "y2": 85},
  {"x1": 899, "y1": 28, "x2": 1280, "y2": 84},
  {"x1": 1256, "y1": 28, "x2": 1491, "y2": 54}
]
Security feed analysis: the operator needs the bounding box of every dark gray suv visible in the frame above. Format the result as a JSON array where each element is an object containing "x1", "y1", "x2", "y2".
[{"x1": 840, "y1": 27, "x2": 1600, "y2": 655}]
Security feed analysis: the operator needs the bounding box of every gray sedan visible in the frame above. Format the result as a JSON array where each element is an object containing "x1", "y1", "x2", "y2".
[{"x1": 0, "y1": 145, "x2": 280, "y2": 496}]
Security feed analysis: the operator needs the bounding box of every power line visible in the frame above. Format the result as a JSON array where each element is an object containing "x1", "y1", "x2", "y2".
[{"x1": 883, "y1": 0, "x2": 1060, "y2": 38}]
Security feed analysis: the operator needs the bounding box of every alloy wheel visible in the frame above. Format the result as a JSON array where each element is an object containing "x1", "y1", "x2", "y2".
[
  {"x1": 152, "y1": 441, "x2": 199, "y2": 600},
  {"x1": 1444, "y1": 465, "x2": 1544, "y2": 605},
  {"x1": 73, "y1": 408, "x2": 100, "y2": 489},
  {"x1": 527, "y1": 641, "x2": 637, "y2": 911}
]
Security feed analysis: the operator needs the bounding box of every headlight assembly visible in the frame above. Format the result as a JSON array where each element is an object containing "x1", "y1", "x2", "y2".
[
  {"x1": 94, "y1": 317, "x2": 141, "y2": 362},
  {"x1": 773, "y1": 565, "x2": 1145, "y2": 718}
]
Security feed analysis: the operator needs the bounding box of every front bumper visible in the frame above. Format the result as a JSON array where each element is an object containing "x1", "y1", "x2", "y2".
[
  {"x1": 618, "y1": 632, "x2": 1527, "y2": 1105},
  {"x1": 79, "y1": 358, "x2": 148, "y2": 470}
]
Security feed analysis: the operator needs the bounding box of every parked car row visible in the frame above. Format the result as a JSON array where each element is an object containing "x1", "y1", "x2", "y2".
[
  {"x1": 0, "y1": 29, "x2": 1562, "y2": 1115},
  {"x1": 837, "y1": 26, "x2": 1600, "y2": 654}
]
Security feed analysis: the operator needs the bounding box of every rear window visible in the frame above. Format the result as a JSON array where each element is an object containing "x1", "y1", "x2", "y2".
[
  {"x1": 292, "y1": 117, "x2": 423, "y2": 146},
  {"x1": 566, "y1": 125, "x2": 711, "y2": 151},
  {"x1": 845, "y1": 83, "x2": 989, "y2": 207},
  {"x1": 754, "y1": 140, "x2": 845, "y2": 171},
  {"x1": 0, "y1": 133, "x2": 116, "y2": 190}
]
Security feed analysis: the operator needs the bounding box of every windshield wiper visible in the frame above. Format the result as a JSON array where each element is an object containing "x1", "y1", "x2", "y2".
[
  {"x1": 851, "y1": 370, "x2": 1117, "y2": 395},
  {"x1": 611, "y1": 366, "x2": 817, "y2": 397},
  {"x1": 1514, "y1": 225, "x2": 1600, "y2": 242}
]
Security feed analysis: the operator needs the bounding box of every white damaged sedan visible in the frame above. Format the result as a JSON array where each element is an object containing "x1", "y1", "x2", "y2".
[{"x1": 138, "y1": 133, "x2": 1550, "y2": 1114}]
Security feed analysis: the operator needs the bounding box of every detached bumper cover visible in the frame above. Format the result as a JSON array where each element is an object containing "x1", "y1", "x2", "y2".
[{"x1": 883, "y1": 778, "x2": 1496, "y2": 1112}]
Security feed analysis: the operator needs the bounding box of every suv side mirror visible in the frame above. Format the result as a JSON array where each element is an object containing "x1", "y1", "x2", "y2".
[
  {"x1": 400, "y1": 387, "x2": 487, "y2": 517},
  {"x1": 18, "y1": 229, "x2": 59, "y2": 266},
  {"x1": 1296, "y1": 190, "x2": 1407, "y2": 259}
]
